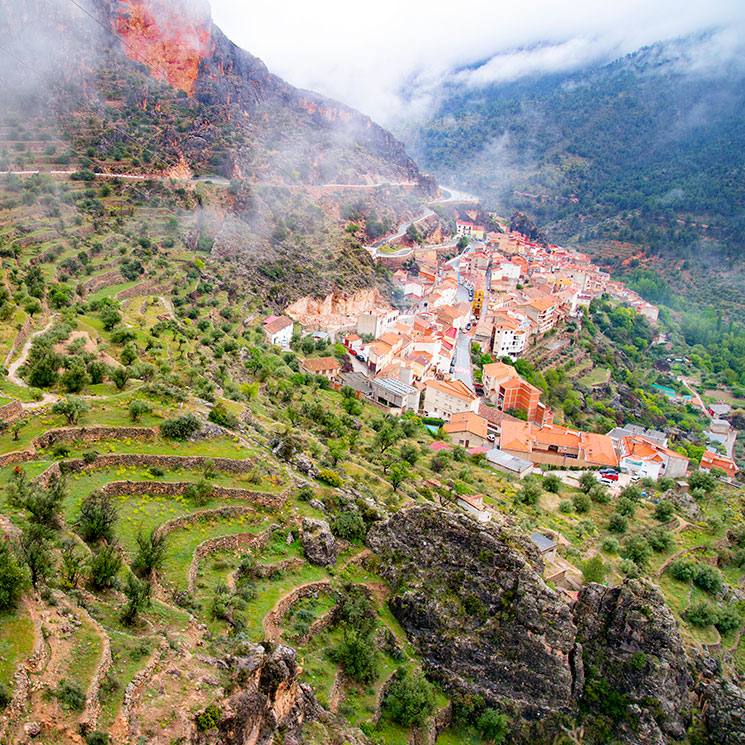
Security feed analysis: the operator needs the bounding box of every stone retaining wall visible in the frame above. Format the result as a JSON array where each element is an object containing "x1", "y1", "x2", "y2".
[
  {"x1": 0, "y1": 448, "x2": 36, "y2": 468},
  {"x1": 268, "y1": 581, "x2": 334, "y2": 633},
  {"x1": 5, "y1": 316, "x2": 32, "y2": 365},
  {"x1": 99, "y1": 480, "x2": 287, "y2": 510},
  {"x1": 154, "y1": 505, "x2": 257, "y2": 539},
  {"x1": 187, "y1": 527, "x2": 275, "y2": 591},
  {"x1": 0, "y1": 399, "x2": 22, "y2": 425},
  {"x1": 33, "y1": 426, "x2": 157, "y2": 449},
  {"x1": 36, "y1": 453, "x2": 260, "y2": 484},
  {"x1": 79, "y1": 606, "x2": 112, "y2": 733},
  {"x1": 114, "y1": 280, "x2": 170, "y2": 301},
  {"x1": 82, "y1": 270, "x2": 124, "y2": 294}
]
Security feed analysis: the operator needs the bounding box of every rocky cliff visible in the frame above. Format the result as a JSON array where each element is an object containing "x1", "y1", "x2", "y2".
[
  {"x1": 366, "y1": 505, "x2": 578, "y2": 735},
  {"x1": 0, "y1": 0, "x2": 433, "y2": 191},
  {"x1": 366, "y1": 504, "x2": 744, "y2": 744}
]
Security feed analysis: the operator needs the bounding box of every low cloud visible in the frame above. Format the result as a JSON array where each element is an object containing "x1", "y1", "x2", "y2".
[{"x1": 209, "y1": 0, "x2": 745, "y2": 125}]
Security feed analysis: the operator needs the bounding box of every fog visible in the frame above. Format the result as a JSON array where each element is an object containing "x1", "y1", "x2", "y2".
[{"x1": 210, "y1": 0, "x2": 745, "y2": 125}]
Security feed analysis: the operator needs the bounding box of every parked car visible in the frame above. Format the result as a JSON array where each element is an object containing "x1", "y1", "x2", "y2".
[{"x1": 599, "y1": 471, "x2": 618, "y2": 481}]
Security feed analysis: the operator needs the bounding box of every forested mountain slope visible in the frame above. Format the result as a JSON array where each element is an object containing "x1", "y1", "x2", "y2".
[{"x1": 405, "y1": 36, "x2": 745, "y2": 257}]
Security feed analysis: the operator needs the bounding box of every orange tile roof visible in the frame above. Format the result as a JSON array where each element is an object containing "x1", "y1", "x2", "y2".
[
  {"x1": 443, "y1": 412, "x2": 489, "y2": 439},
  {"x1": 301, "y1": 356, "x2": 341, "y2": 372},
  {"x1": 527, "y1": 296, "x2": 557, "y2": 312},
  {"x1": 425, "y1": 379, "x2": 477, "y2": 402}
]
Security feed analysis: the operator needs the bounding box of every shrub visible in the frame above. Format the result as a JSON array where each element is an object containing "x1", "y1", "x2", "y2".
[
  {"x1": 572, "y1": 493, "x2": 591, "y2": 514},
  {"x1": 582, "y1": 556, "x2": 606, "y2": 584},
  {"x1": 693, "y1": 564, "x2": 724, "y2": 595},
  {"x1": 588, "y1": 485, "x2": 610, "y2": 504},
  {"x1": 160, "y1": 413, "x2": 201, "y2": 440},
  {"x1": 184, "y1": 479, "x2": 212, "y2": 506},
  {"x1": 383, "y1": 668, "x2": 436, "y2": 727},
  {"x1": 77, "y1": 491, "x2": 118, "y2": 543},
  {"x1": 52, "y1": 395, "x2": 89, "y2": 425},
  {"x1": 128, "y1": 399, "x2": 151, "y2": 423},
  {"x1": 601, "y1": 536, "x2": 620, "y2": 554},
  {"x1": 317, "y1": 469, "x2": 343, "y2": 488},
  {"x1": 714, "y1": 605, "x2": 742, "y2": 634},
  {"x1": 132, "y1": 529, "x2": 167, "y2": 579},
  {"x1": 297, "y1": 486, "x2": 314, "y2": 502},
  {"x1": 88, "y1": 544, "x2": 122, "y2": 591},
  {"x1": 619, "y1": 484, "x2": 642, "y2": 502},
  {"x1": 57, "y1": 680, "x2": 86, "y2": 710},
  {"x1": 558, "y1": 499, "x2": 573, "y2": 514},
  {"x1": 477, "y1": 708, "x2": 509, "y2": 744},
  {"x1": 515, "y1": 481, "x2": 542, "y2": 506},
  {"x1": 0, "y1": 540, "x2": 27, "y2": 610},
  {"x1": 86, "y1": 732, "x2": 109, "y2": 745},
  {"x1": 607, "y1": 512, "x2": 628, "y2": 534},
  {"x1": 619, "y1": 559, "x2": 639, "y2": 578},
  {"x1": 331, "y1": 627, "x2": 379, "y2": 683},
  {"x1": 579, "y1": 472, "x2": 597, "y2": 493},
  {"x1": 647, "y1": 526, "x2": 673, "y2": 553},
  {"x1": 669, "y1": 558, "x2": 697, "y2": 583},
  {"x1": 688, "y1": 470, "x2": 717, "y2": 494},
  {"x1": 208, "y1": 403, "x2": 238, "y2": 429},
  {"x1": 683, "y1": 601, "x2": 717, "y2": 627},
  {"x1": 332, "y1": 510, "x2": 366, "y2": 542},
  {"x1": 616, "y1": 497, "x2": 636, "y2": 518},
  {"x1": 121, "y1": 573, "x2": 150, "y2": 626},
  {"x1": 543, "y1": 474, "x2": 561, "y2": 493},
  {"x1": 654, "y1": 500, "x2": 675, "y2": 522},
  {"x1": 0, "y1": 682, "x2": 9, "y2": 710},
  {"x1": 623, "y1": 535, "x2": 652, "y2": 569},
  {"x1": 195, "y1": 703, "x2": 221, "y2": 731}
]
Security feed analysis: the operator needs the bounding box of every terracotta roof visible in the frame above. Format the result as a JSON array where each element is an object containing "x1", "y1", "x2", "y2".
[
  {"x1": 300, "y1": 356, "x2": 341, "y2": 372},
  {"x1": 264, "y1": 316, "x2": 293, "y2": 335},
  {"x1": 701, "y1": 451, "x2": 738, "y2": 473},
  {"x1": 443, "y1": 412, "x2": 489, "y2": 439},
  {"x1": 482, "y1": 361, "x2": 516, "y2": 382},
  {"x1": 527, "y1": 296, "x2": 557, "y2": 312},
  {"x1": 425, "y1": 379, "x2": 477, "y2": 402}
]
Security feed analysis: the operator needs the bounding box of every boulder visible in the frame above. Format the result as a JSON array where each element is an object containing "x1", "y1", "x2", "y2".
[{"x1": 300, "y1": 518, "x2": 337, "y2": 566}]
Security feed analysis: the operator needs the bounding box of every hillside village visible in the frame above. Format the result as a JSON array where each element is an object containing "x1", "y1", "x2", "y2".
[{"x1": 273, "y1": 219, "x2": 739, "y2": 489}]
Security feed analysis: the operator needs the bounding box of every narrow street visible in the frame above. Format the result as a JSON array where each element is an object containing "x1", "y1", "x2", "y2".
[{"x1": 452, "y1": 331, "x2": 474, "y2": 390}]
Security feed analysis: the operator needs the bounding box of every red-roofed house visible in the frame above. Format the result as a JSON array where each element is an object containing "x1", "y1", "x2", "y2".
[
  {"x1": 700, "y1": 450, "x2": 738, "y2": 479},
  {"x1": 263, "y1": 316, "x2": 293, "y2": 347},
  {"x1": 619, "y1": 436, "x2": 689, "y2": 479}
]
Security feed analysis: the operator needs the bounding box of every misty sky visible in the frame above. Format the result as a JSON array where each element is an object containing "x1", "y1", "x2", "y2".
[{"x1": 210, "y1": 0, "x2": 745, "y2": 125}]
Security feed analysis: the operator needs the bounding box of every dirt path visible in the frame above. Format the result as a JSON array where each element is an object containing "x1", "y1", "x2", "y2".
[
  {"x1": 6, "y1": 315, "x2": 55, "y2": 379},
  {"x1": 158, "y1": 295, "x2": 176, "y2": 321}
]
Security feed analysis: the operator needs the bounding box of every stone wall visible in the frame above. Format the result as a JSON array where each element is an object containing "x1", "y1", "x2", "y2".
[
  {"x1": 114, "y1": 280, "x2": 170, "y2": 301},
  {"x1": 33, "y1": 426, "x2": 157, "y2": 449},
  {"x1": 155, "y1": 505, "x2": 257, "y2": 539},
  {"x1": 36, "y1": 452, "x2": 260, "y2": 483},
  {"x1": 0, "y1": 448, "x2": 36, "y2": 468},
  {"x1": 187, "y1": 526, "x2": 275, "y2": 591},
  {"x1": 0, "y1": 399, "x2": 22, "y2": 425},
  {"x1": 99, "y1": 480, "x2": 288, "y2": 510},
  {"x1": 4, "y1": 316, "x2": 32, "y2": 365}
]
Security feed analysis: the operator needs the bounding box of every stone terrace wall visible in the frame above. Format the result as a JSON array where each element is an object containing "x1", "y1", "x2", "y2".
[
  {"x1": 0, "y1": 448, "x2": 36, "y2": 468},
  {"x1": 0, "y1": 399, "x2": 22, "y2": 425},
  {"x1": 99, "y1": 480, "x2": 288, "y2": 510},
  {"x1": 36, "y1": 453, "x2": 259, "y2": 484},
  {"x1": 155, "y1": 505, "x2": 257, "y2": 539},
  {"x1": 33, "y1": 426, "x2": 157, "y2": 449},
  {"x1": 187, "y1": 526, "x2": 275, "y2": 591}
]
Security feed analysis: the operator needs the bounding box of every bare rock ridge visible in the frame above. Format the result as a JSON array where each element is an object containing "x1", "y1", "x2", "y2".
[{"x1": 366, "y1": 504, "x2": 743, "y2": 744}]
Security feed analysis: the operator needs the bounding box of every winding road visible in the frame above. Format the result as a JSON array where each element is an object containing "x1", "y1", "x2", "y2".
[{"x1": 367, "y1": 185, "x2": 480, "y2": 256}]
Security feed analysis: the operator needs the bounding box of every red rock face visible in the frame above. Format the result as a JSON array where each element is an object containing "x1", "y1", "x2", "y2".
[{"x1": 112, "y1": 0, "x2": 212, "y2": 94}]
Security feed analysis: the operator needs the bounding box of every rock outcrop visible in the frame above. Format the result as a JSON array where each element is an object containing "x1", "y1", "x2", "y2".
[
  {"x1": 300, "y1": 518, "x2": 337, "y2": 566},
  {"x1": 366, "y1": 505, "x2": 578, "y2": 729},
  {"x1": 202, "y1": 643, "x2": 321, "y2": 745},
  {"x1": 366, "y1": 504, "x2": 725, "y2": 745},
  {"x1": 573, "y1": 580, "x2": 692, "y2": 742}
]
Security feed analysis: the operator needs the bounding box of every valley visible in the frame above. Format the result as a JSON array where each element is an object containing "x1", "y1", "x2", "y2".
[{"x1": 0, "y1": 1, "x2": 743, "y2": 745}]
